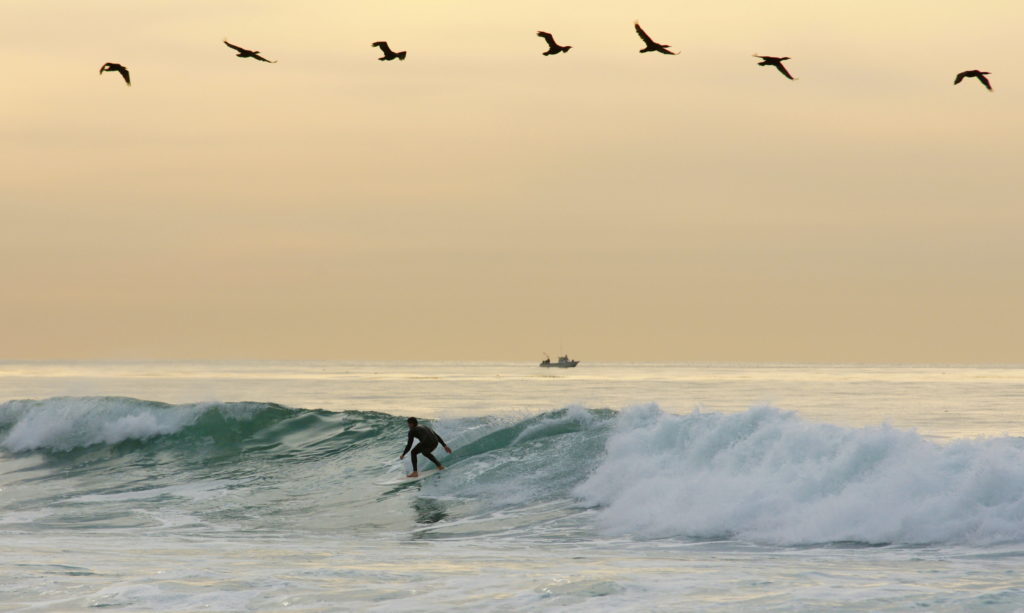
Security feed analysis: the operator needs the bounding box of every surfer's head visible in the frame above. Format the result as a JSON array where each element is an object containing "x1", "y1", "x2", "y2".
[{"x1": 407, "y1": 417, "x2": 418, "y2": 428}]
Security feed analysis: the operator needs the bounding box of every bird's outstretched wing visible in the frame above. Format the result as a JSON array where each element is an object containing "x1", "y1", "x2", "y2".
[
  {"x1": 253, "y1": 54, "x2": 276, "y2": 63},
  {"x1": 774, "y1": 63, "x2": 793, "y2": 80},
  {"x1": 99, "y1": 63, "x2": 130, "y2": 86},
  {"x1": 224, "y1": 40, "x2": 250, "y2": 54},
  {"x1": 954, "y1": 71, "x2": 967, "y2": 85},
  {"x1": 537, "y1": 31, "x2": 556, "y2": 47},
  {"x1": 373, "y1": 41, "x2": 394, "y2": 55},
  {"x1": 634, "y1": 21, "x2": 656, "y2": 46},
  {"x1": 977, "y1": 73, "x2": 992, "y2": 90}
]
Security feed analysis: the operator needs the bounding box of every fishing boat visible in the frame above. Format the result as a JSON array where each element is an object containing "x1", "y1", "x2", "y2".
[{"x1": 539, "y1": 354, "x2": 579, "y2": 368}]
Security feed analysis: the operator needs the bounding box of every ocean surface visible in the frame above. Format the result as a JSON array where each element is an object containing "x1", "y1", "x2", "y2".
[{"x1": 3, "y1": 361, "x2": 1024, "y2": 611}]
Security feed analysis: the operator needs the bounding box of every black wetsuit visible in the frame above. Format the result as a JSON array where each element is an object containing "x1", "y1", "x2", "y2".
[{"x1": 403, "y1": 425, "x2": 447, "y2": 472}]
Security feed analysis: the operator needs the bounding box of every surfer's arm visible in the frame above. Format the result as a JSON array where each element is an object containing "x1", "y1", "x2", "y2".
[
  {"x1": 436, "y1": 433, "x2": 452, "y2": 453},
  {"x1": 400, "y1": 431, "x2": 414, "y2": 457}
]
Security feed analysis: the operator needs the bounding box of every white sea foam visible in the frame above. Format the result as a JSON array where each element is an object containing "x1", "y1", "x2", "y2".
[
  {"x1": 0, "y1": 509, "x2": 51, "y2": 525},
  {"x1": 68, "y1": 480, "x2": 234, "y2": 504},
  {"x1": 575, "y1": 405, "x2": 1024, "y2": 545},
  {"x1": 0, "y1": 397, "x2": 202, "y2": 452}
]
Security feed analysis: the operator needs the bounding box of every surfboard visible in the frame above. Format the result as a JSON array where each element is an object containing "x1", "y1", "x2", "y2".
[{"x1": 375, "y1": 468, "x2": 440, "y2": 486}]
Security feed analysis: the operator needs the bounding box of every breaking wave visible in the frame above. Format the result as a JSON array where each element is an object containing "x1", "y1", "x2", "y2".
[
  {"x1": 3, "y1": 397, "x2": 1024, "y2": 546},
  {"x1": 576, "y1": 405, "x2": 1024, "y2": 546}
]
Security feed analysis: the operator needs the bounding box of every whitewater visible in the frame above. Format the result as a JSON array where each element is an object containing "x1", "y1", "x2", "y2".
[{"x1": 3, "y1": 362, "x2": 1024, "y2": 611}]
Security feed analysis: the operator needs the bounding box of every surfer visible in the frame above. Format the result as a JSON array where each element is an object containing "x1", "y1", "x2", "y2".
[{"x1": 400, "y1": 417, "x2": 452, "y2": 478}]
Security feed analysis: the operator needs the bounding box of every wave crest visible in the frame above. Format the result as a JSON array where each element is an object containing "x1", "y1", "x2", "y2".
[
  {"x1": 575, "y1": 405, "x2": 1024, "y2": 545},
  {"x1": 0, "y1": 397, "x2": 300, "y2": 453}
]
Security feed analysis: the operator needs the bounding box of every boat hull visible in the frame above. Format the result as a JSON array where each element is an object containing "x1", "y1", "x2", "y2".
[{"x1": 539, "y1": 359, "x2": 579, "y2": 368}]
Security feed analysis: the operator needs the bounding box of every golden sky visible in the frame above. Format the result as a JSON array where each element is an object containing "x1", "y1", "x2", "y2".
[{"x1": 2, "y1": 1, "x2": 1023, "y2": 362}]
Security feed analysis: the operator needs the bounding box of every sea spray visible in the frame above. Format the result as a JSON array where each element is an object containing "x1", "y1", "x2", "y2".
[
  {"x1": 574, "y1": 405, "x2": 1024, "y2": 545},
  {"x1": 1, "y1": 397, "x2": 201, "y2": 453}
]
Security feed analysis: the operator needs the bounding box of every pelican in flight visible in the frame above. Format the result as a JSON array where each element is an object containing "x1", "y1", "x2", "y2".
[
  {"x1": 99, "y1": 62, "x2": 130, "y2": 86},
  {"x1": 753, "y1": 55, "x2": 795, "y2": 80},
  {"x1": 954, "y1": 70, "x2": 992, "y2": 91},
  {"x1": 536, "y1": 31, "x2": 571, "y2": 55},
  {"x1": 634, "y1": 21, "x2": 677, "y2": 55},
  {"x1": 223, "y1": 40, "x2": 277, "y2": 63},
  {"x1": 372, "y1": 41, "x2": 407, "y2": 61}
]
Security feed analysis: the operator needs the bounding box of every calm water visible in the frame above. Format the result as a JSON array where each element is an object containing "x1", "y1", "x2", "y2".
[{"x1": 2, "y1": 362, "x2": 1024, "y2": 611}]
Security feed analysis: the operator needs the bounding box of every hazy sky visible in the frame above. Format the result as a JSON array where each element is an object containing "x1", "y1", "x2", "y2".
[{"x1": 3, "y1": 1, "x2": 1023, "y2": 362}]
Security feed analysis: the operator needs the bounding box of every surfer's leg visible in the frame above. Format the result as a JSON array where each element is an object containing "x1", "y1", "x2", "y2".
[
  {"x1": 407, "y1": 445, "x2": 421, "y2": 477},
  {"x1": 407, "y1": 443, "x2": 432, "y2": 477},
  {"x1": 421, "y1": 450, "x2": 443, "y2": 469},
  {"x1": 420, "y1": 443, "x2": 443, "y2": 469}
]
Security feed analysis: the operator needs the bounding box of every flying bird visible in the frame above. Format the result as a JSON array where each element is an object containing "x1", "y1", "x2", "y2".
[
  {"x1": 99, "y1": 62, "x2": 131, "y2": 86},
  {"x1": 634, "y1": 21, "x2": 678, "y2": 55},
  {"x1": 223, "y1": 40, "x2": 277, "y2": 63},
  {"x1": 372, "y1": 41, "x2": 407, "y2": 61},
  {"x1": 753, "y1": 55, "x2": 795, "y2": 80},
  {"x1": 536, "y1": 31, "x2": 571, "y2": 55},
  {"x1": 954, "y1": 70, "x2": 992, "y2": 91}
]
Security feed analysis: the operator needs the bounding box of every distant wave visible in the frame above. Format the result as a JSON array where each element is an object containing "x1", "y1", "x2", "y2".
[
  {"x1": 0, "y1": 397, "x2": 306, "y2": 453},
  {"x1": 0, "y1": 396, "x2": 404, "y2": 460},
  {"x1": 575, "y1": 405, "x2": 1024, "y2": 546}
]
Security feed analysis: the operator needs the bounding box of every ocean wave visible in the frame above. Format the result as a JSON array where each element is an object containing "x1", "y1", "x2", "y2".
[
  {"x1": 423, "y1": 406, "x2": 613, "y2": 510},
  {"x1": 574, "y1": 405, "x2": 1024, "y2": 546},
  {"x1": 0, "y1": 397, "x2": 337, "y2": 454},
  {"x1": 7, "y1": 397, "x2": 1024, "y2": 547}
]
